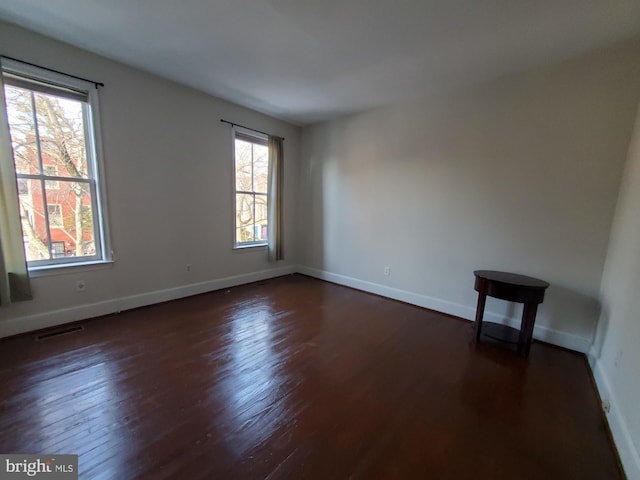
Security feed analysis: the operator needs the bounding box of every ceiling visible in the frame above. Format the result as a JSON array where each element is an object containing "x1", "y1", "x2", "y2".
[{"x1": 0, "y1": 0, "x2": 639, "y2": 125}]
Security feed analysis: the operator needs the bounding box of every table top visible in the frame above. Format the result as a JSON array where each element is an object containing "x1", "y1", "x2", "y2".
[{"x1": 474, "y1": 270, "x2": 550, "y2": 289}]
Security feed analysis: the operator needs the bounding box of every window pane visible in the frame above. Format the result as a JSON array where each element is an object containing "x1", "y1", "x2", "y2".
[
  {"x1": 255, "y1": 194, "x2": 268, "y2": 242},
  {"x1": 253, "y1": 144, "x2": 268, "y2": 194},
  {"x1": 235, "y1": 139, "x2": 253, "y2": 192},
  {"x1": 235, "y1": 193, "x2": 255, "y2": 243},
  {"x1": 18, "y1": 179, "x2": 50, "y2": 262},
  {"x1": 46, "y1": 181, "x2": 96, "y2": 257},
  {"x1": 4, "y1": 85, "x2": 39, "y2": 175},
  {"x1": 34, "y1": 91, "x2": 88, "y2": 179}
]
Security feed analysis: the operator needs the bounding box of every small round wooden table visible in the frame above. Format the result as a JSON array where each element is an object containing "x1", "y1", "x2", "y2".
[{"x1": 473, "y1": 270, "x2": 550, "y2": 356}]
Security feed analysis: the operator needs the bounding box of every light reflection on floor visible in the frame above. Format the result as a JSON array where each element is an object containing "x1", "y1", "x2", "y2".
[
  {"x1": 30, "y1": 346, "x2": 126, "y2": 479},
  {"x1": 213, "y1": 299, "x2": 290, "y2": 457}
]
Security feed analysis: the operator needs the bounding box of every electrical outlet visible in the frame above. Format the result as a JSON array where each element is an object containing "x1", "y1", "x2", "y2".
[
  {"x1": 76, "y1": 280, "x2": 86, "y2": 292},
  {"x1": 185, "y1": 264, "x2": 192, "y2": 273},
  {"x1": 384, "y1": 267, "x2": 391, "y2": 276},
  {"x1": 602, "y1": 400, "x2": 611, "y2": 414}
]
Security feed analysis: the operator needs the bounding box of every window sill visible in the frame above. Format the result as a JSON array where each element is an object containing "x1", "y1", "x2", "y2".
[
  {"x1": 28, "y1": 259, "x2": 115, "y2": 278},
  {"x1": 233, "y1": 243, "x2": 267, "y2": 252}
]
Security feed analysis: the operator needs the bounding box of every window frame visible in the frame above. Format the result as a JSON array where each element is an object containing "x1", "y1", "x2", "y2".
[
  {"x1": 232, "y1": 127, "x2": 269, "y2": 249},
  {"x1": 2, "y1": 58, "x2": 112, "y2": 271}
]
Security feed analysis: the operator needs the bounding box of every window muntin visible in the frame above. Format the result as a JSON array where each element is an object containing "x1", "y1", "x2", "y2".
[
  {"x1": 234, "y1": 131, "x2": 269, "y2": 247},
  {"x1": 2, "y1": 61, "x2": 110, "y2": 268}
]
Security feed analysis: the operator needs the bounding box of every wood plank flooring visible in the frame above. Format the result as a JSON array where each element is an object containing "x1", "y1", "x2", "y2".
[{"x1": 0, "y1": 274, "x2": 620, "y2": 479}]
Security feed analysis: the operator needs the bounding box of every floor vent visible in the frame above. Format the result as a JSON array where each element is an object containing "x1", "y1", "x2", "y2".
[{"x1": 36, "y1": 325, "x2": 84, "y2": 341}]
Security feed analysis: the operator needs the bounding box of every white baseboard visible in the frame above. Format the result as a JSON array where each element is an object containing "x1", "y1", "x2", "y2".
[
  {"x1": 0, "y1": 265, "x2": 297, "y2": 338},
  {"x1": 590, "y1": 358, "x2": 640, "y2": 479},
  {"x1": 297, "y1": 265, "x2": 592, "y2": 353}
]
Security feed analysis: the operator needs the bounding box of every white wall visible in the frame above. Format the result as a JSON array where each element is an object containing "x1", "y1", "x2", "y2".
[
  {"x1": 298, "y1": 40, "x2": 640, "y2": 352},
  {"x1": 0, "y1": 21, "x2": 301, "y2": 336},
  {"x1": 591, "y1": 105, "x2": 640, "y2": 478}
]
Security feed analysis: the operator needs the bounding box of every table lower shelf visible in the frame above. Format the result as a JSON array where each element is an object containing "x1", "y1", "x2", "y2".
[{"x1": 479, "y1": 322, "x2": 521, "y2": 345}]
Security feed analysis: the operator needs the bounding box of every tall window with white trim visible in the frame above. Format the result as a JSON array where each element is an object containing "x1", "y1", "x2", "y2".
[
  {"x1": 2, "y1": 60, "x2": 110, "y2": 268},
  {"x1": 234, "y1": 129, "x2": 269, "y2": 247}
]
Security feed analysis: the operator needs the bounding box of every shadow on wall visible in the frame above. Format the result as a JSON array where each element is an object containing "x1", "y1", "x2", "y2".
[
  {"x1": 301, "y1": 119, "x2": 351, "y2": 272},
  {"x1": 300, "y1": 127, "x2": 325, "y2": 270},
  {"x1": 482, "y1": 282, "x2": 601, "y2": 350},
  {"x1": 590, "y1": 304, "x2": 610, "y2": 361},
  {"x1": 542, "y1": 284, "x2": 601, "y2": 346}
]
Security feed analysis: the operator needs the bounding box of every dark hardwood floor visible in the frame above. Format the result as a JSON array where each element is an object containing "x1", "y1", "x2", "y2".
[{"x1": 0, "y1": 274, "x2": 620, "y2": 479}]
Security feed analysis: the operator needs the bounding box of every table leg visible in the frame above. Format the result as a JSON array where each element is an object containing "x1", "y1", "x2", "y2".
[
  {"x1": 518, "y1": 303, "x2": 538, "y2": 356},
  {"x1": 473, "y1": 292, "x2": 487, "y2": 342}
]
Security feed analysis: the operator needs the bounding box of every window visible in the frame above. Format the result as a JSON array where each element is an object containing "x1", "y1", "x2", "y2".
[
  {"x1": 44, "y1": 165, "x2": 60, "y2": 189},
  {"x1": 47, "y1": 204, "x2": 63, "y2": 228},
  {"x1": 17, "y1": 178, "x2": 28, "y2": 195},
  {"x1": 234, "y1": 130, "x2": 269, "y2": 247},
  {"x1": 50, "y1": 241, "x2": 65, "y2": 259},
  {"x1": 2, "y1": 59, "x2": 111, "y2": 268}
]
